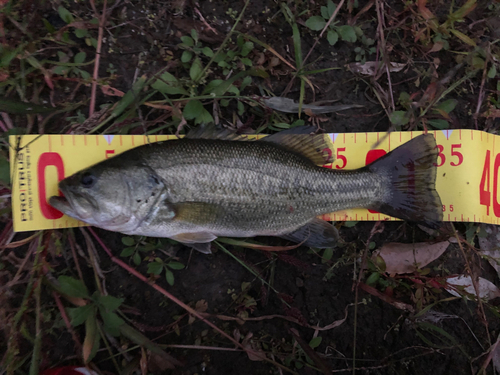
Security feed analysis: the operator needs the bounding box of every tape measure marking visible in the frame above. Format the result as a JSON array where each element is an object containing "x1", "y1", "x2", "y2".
[{"x1": 8, "y1": 130, "x2": 500, "y2": 232}]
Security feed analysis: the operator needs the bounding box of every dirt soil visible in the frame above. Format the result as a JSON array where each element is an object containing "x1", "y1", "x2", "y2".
[{"x1": 2, "y1": 0, "x2": 500, "y2": 374}]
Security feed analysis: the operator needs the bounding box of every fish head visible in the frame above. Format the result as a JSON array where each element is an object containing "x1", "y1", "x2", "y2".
[{"x1": 50, "y1": 161, "x2": 168, "y2": 232}]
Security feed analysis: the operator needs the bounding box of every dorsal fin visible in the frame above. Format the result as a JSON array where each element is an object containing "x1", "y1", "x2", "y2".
[
  {"x1": 185, "y1": 124, "x2": 249, "y2": 141},
  {"x1": 260, "y1": 126, "x2": 334, "y2": 165}
]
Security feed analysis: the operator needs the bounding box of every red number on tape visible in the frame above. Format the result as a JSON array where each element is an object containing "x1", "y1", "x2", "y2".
[
  {"x1": 480, "y1": 150, "x2": 491, "y2": 216},
  {"x1": 494, "y1": 153, "x2": 500, "y2": 217},
  {"x1": 434, "y1": 145, "x2": 445, "y2": 167},
  {"x1": 336, "y1": 147, "x2": 347, "y2": 169},
  {"x1": 450, "y1": 144, "x2": 463, "y2": 166},
  {"x1": 38, "y1": 152, "x2": 65, "y2": 219}
]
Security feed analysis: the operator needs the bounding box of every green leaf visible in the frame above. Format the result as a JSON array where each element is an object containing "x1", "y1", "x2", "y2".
[
  {"x1": 389, "y1": 110, "x2": 409, "y2": 126},
  {"x1": 58, "y1": 276, "x2": 89, "y2": 298},
  {"x1": 147, "y1": 262, "x2": 163, "y2": 275},
  {"x1": 0, "y1": 46, "x2": 19, "y2": 68},
  {"x1": 321, "y1": 6, "x2": 330, "y2": 20},
  {"x1": 181, "y1": 50, "x2": 193, "y2": 63},
  {"x1": 190, "y1": 57, "x2": 203, "y2": 81},
  {"x1": 191, "y1": 29, "x2": 199, "y2": 43},
  {"x1": 327, "y1": 0, "x2": 337, "y2": 17},
  {"x1": 74, "y1": 52, "x2": 86, "y2": 64},
  {"x1": 152, "y1": 72, "x2": 188, "y2": 95},
  {"x1": 75, "y1": 28, "x2": 88, "y2": 38},
  {"x1": 366, "y1": 272, "x2": 380, "y2": 286},
  {"x1": 487, "y1": 65, "x2": 497, "y2": 79},
  {"x1": 121, "y1": 236, "x2": 135, "y2": 246},
  {"x1": 78, "y1": 69, "x2": 91, "y2": 79},
  {"x1": 0, "y1": 98, "x2": 59, "y2": 114},
  {"x1": 183, "y1": 100, "x2": 204, "y2": 120},
  {"x1": 111, "y1": 76, "x2": 147, "y2": 118},
  {"x1": 0, "y1": 156, "x2": 10, "y2": 185},
  {"x1": 428, "y1": 119, "x2": 449, "y2": 129},
  {"x1": 167, "y1": 261, "x2": 185, "y2": 270},
  {"x1": 180, "y1": 36, "x2": 194, "y2": 47},
  {"x1": 58, "y1": 6, "x2": 74, "y2": 24},
  {"x1": 337, "y1": 25, "x2": 357, "y2": 42},
  {"x1": 83, "y1": 315, "x2": 100, "y2": 363},
  {"x1": 195, "y1": 108, "x2": 214, "y2": 124},
  {"x1": 133, "y1": 252, "x2": 141, "y2": 265},
  {"x1": 97, "y1": 295, "x2": 124, "y2": 311},
  {"x1": 100, "y1": 310, "x2": 124, "y2": 336},
  {"x1": 435, "y1": 99, "x2": 458, "y2": 114},
  {"x1": 344, "y1": 221, "x2": 358, "y2": 227},
  {"x1": 202, "y1": 47, "x2": 214, "y2": 57},
  {"x1": 305, "y1": 16, "x2": 326, "y2": 31},
  {"x1": 241, "y1": 41, "x2": 254, "y2": 57},
  {"x1": 241, "y1": 57, "x2": 252, "y2": 66},
  {"x1": 309, "y1": 336, "x2": 322, "y2": 349},
  {"x1": 120, "y1": 247, "x2": 135, "y2": 257},
  {"x1": 43, "y1": 18, "x2": 56, "y2": 33},
  {"x1": 68, "y1": 305, "x2": 94, "y2": 326},
  {"x1": 237, "y1": 101, "x2": 245, "y2": 116},
  {"x1": 52, "y1": 65, "x2": 68, "y2": 75},
  {"x1": 327, "y1": 30, "x2": 339, "y2": 45},
  {"x1": 322, "y1": 248, "x2": 334, "y2": 263},
  {"x1": 166, "y1": 269, "x2": 175, "y2": 286},
  {"x1": 241, "y1": 76, "x2": 252, "y2": 91},
  {"x1": 292, "y1": 23, "x2": 302, "y2": 68}
]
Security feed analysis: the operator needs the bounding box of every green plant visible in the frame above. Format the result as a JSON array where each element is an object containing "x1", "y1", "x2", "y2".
[
  {"x1": 51, "y1": 51, "x2": 91, "y2": 79},
  {"x1": 120, "y1": 236, "x2": 158, "y2": 265},
  {"x1": 305, "y1": 0, "x2": 361, "y2": 46},
  {"x1": 147, "y1": 257, "x2": 185, "y2": 286},
  {"x1": 59, "y1": 276, "x2": 124, "y2": 362}
]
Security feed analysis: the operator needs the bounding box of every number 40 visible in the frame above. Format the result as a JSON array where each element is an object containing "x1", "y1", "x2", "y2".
[{"x1": 479, "y1": 150, "x2": 500, "y2": 217}]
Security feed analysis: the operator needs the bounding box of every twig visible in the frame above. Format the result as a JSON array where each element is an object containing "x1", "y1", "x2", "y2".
[
  {"x1": 89, "y1": 0, "x2": 107, "y2": 117},
  {"x1": 53, "y1": 291, "x2": 83, "y2": 355},
  {"x1": 474, "y1": 46, "x2": 490, "y2": 130}
]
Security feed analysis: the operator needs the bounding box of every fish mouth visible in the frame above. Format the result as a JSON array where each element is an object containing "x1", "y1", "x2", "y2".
[
  {"x1": 49, "y1": 195, "x2": 80, "y2": 219},
  {"x1": 49, "y1": 191, "x2": 92, "y2": 222}
]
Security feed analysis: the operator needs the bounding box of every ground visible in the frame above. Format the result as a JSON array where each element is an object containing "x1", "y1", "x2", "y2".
[{"x1": 1, "y1": 0, "x2": 500, "y2": 374}]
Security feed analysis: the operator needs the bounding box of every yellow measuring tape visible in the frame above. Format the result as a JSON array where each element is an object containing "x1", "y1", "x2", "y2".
[{"x1": 8, "y1": 130, "x2": 499, "y2": 232}]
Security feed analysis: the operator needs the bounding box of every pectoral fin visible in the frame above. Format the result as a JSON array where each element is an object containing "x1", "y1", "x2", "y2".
[
  {"x1": 170, "y1": 232, "x2": 217, "y2": 254},
  {"x1": 280, "y1": 218, "x2": 339, "y2": 248}
]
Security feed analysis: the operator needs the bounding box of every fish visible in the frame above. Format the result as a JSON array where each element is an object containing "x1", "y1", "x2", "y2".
[{"x1": 49, "y1": 127, "x2": 443, "y2": 254}]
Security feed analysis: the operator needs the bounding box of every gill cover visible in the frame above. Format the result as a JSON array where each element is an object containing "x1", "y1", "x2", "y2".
[{"x1": 51, "y1": 161, "x2": 168, "y2": 233}]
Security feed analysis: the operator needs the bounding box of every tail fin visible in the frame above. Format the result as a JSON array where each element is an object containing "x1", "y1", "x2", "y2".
[{"x1": 368, "y1": 134, "x2": 443, "y2": 228}]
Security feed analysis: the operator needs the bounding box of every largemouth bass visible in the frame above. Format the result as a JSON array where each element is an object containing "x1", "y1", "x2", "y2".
[{"x1": 49, "y1": 128, "x2": 443, "y2": 253}]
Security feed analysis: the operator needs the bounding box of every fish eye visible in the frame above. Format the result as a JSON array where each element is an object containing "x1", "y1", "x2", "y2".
[{"x1": 80, "y1": 172, "x2": 96, "y2": 188}]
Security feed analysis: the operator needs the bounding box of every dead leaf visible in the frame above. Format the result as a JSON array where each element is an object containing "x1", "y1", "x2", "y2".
[
  {"x1": 263, "y1": 97, "x2": 363, "y2": 114},
  {"x1": 348, "y1": 61, "x2": 406, "y2": 76},
  {"x1": 359, "y1": 283, "x2": 415, "y2": 312},
  {"x1": 101, "y1": 85, "x2": 125, "y2": 97},
  {"x1": 373, "y1": 240, "x2": 451, "y2": 275},
  {"x1": 446, "y1": 275, "x2": 500, "y2": 301},
  {"x1": 241, "y1": 332, "x2": 266, "y2": 361},
  {"x1": 429, "y1": 41, "x2": 444, "y2": 53},
  {"x1": 195, "y1": 299, "x2": 208, "y2": 312},
  {"x1": 478, "y1": 224, "x2": 500, "y2": 278}
]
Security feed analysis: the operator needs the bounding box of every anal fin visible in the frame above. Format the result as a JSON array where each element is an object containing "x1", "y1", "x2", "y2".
[{"x1": 280, "y1": 218, "x2": 339, "y2": 248}]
